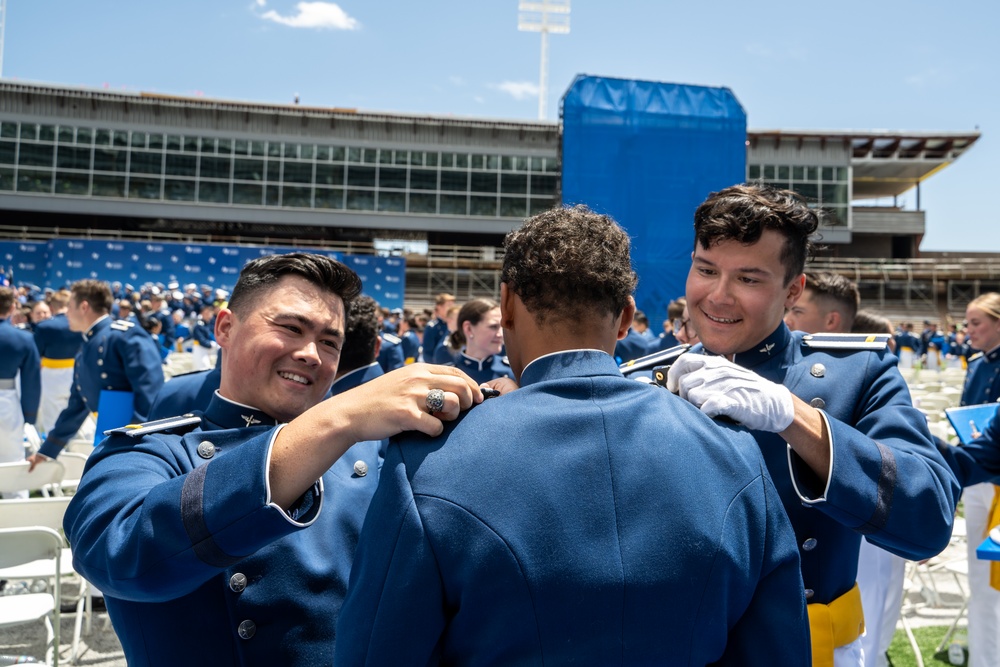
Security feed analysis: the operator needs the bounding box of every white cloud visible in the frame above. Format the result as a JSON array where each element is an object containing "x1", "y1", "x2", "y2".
[
  {"x1": 260, "y1": 2, "x2": 360, "y2": 30},
  {"x1": 491, "y1": 81, "x2": 539, "y2": 101},
  {"x1": 449, "y1": 76, "x2": 465, "y2": 87},
  {"x1": 255, "y1": 0, "x2": 266, "y2": 6}
]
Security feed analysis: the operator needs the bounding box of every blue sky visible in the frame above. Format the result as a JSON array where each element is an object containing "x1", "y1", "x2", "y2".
[{"x1": 4, "y1": 0, "x2": 996, "y2": 252}]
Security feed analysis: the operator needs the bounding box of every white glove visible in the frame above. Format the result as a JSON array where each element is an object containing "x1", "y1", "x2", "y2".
[
  {"x1": 23, "y1": 423, "x2": 41, "y2": 453},
  {"x1": 666, "y1": 354, "x2": 795, "y2": 432}
]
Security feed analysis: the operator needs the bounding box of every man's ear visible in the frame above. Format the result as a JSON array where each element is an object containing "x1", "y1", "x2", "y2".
[
  {"x1": 616, "y1": 296, "x2": 636, "y2": 341},
  {"x1": 826, "y1": 310, "x2": 842, "y2": 333},
  {"x1": 784, "y1": 274, "x2": 805, "y2": 310},
  {"x1": 500, "y1": 283, "x2": 516, "y2": 331},
  {"x1": 214, "y1": 308, "x2": 234, "y2": 348}
]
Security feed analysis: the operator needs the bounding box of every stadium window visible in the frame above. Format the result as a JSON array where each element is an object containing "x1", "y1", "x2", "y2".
[
  {"x1": 77, "y1": 128, "x2": 93, "y2": 145},
  {"x1": 0, "y1": 140, "x2": 16, "y2": 165},
  {"x1": 198, "y1": 180, "x2": 230, "y2": 204},
  {"x1": 378, "y1": 167, "x2": 407, "y2": 190},
  {"x1": 266, "y1": 185, "x2": 280, "y2": 206},
  {"x1": 130, "y1": 151, "x2": 164, "y2": 175},
  {"x1": 112, "y1": 131, "x2": 128, "y2": 148},
  {"x1": 408, "y1": 151, "x2": 423, "y2": 166},
  {"x1": 165, "y1": 154, "x2": 197, "y2": 177},
  {"x1": 515, "y1": 157, "x2": 529, "y2": 172},
  {"x1": 529, "y1": 197, "x2": 553, "y2": 216},
  {"x1": 131, "y1": 132, "x2": 147, "y2": 148},
  {"x1": 486, "y1": 155, "x2": 499, "y2": 171},
  {"x1": 218, "y1": 139, "x2": 233, "y2": 155},
  {"x1": 200, "y1": 138, "x2": 217, "y2": 154},
  {"x1": 363, "y1": 148, "x2": 378, "y2": 164},
  {"x1": 440, "y1": 153, "x2": 454, "y2": 168},
  {"x1": 57, "y1": 146, "x2": 93, "y2": 171},
  {"x1": 251, "y1": 141, "x2": 266, "y2": 157},
  {"x1": 499, "y1": 197, "x2": 527, "y2": 218},
  {"x1": 164, "y1": 179, "x2": 196, "y2": 201},
  {"x1": 409, "y1": 168, "x2": 437, "y2": 191},
  {"x1": 378, "y1": 149, "x2": 394, "y2": 165},
  {"x1": 166, "y1": 135, "x2": 182, "y2": 151},
  {"x1": 18, "y1": 124, "x2": 37, "y2": 141},
  {"x1": 282, "y1": 185, "x2": 312, "y2": 208},
  {"x1": 500, "y1": 173, "x2": 527, "y2": 195},
  {"x1": 315, "y1": 163, "x2": 344, "y2": 186},
  {"x1": 347, "y1": 166, "x2": 376, "y2": 188},
  {"x1": 184, "y1": 137, "x2": 199, "y2": 153},
  {"x1": 234, "y1": 159, "x2": 264, "y2": 182},
  {"x1": 267, "y1": 142, "x2": 281, "y2": 158},
  {"x1": 128, "y1": 176, "x2": 162, "y2": 200},
  {"x1": 470, "y1": 195, "x2": 497, "y2": 217},
  {"x1": 55, "y1": 171, "x2": 90, "y2": 195},
  {"x1": 58, "y1": 127, "x2": 75, "y2": 144},
  {"x1": 408, "y1": 192, "x2": 436, "y2": 214},
  {"x1": 346, "y1": 189, "x2": 375, "y2": 210},
  {"x1": 530, "y1": 157, "x2": 545, "y2": 172},
  {"x1": 377, "y1": 191, "x2": 405, "y2": 212},
  {"x1": 529, "y1": 174, "x2": 557, "y2": 196},
  {"x1": 148, "y1": 134, "x2": 164, "y2": 150},
  {"x1": 316, "y1": 145, "x2": 331, "y2": 161},
  {"x1": 330, "y1": 146, "x2": 345, "y2": 162},
  {"x1": 454, "y1": 153, "x2": 469, "y2": 169},
  {"x1": 314, "y1": 187, "x2": 344, "y2": 209},
  {"x1": 283, "y1": 143, "x2": 299, "y2": 159},
  {"x1": 94, "y1": 148, "x2": 127, "y2": 173},
  {"x1": 425, "y1": 152, "x2": 438, "y2": 167},
  {"x1": 0, "y1": 122, "x2": 17, "y2": 139},
  {"x1": 17, "y1": 143, "x2": 54, "y2": 168},
  {"x1": 16, "y1": 169, "x2": 53, "y2": 193},
  {"x1": 234, "y1": 140, "x2": 250, "y2": 156},
  {"x1": 200, "y1": 156, "x2": 232, "y2": 180},
  {"x1": 38, "y1": 125, "x2": 56, "y2": 142},
  {"x1": 283, "y1": 161, "x2": 313, "y2": 184},
  {"x1": 470, "y1": 172, "x2": 498, "y2": 194},
  {"x1": 92, "y1": 174, "x2": 126, "y2": 198},
  {"x1": 0, "y1": 167, "x2": 13, "y2": 190},
  {"x1": 440, "y1": 170, "x2": 467, "y2": 192},
  {"x1": 233, "y1": 183, "x2": 264, "y2": 205},
  {"x1": 792, "y1": 166, "x2": 805, "y2": 181},
  {"x1": 440, "y1": 194, "x2": 467, "y2": 215},
  {"x1": 266, "y1": 161, "x2": 281, "y2": 182}
]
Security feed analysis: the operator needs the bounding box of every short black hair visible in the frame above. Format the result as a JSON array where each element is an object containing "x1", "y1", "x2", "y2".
[
  {"x1": 227, "y1": 253, "x2": 362, "y2": 317},
  {"x1": 339, "y1": 295, "x2": 380, "y2": 375},
  {"x1": 693, "y1": 183, "x2": 818, "y2": 284},
  {"x1": 502, "y1": 205, "x2": 637, "y2": 326}
]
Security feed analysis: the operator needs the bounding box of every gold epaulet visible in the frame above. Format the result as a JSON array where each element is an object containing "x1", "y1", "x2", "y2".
[
  {"x1": 969, "y1": 351, "x2": 984, "y2": 362},
  {"x1": 801, "y1": 333, "x2": 890, "y2": 351},
  {"x1": 105, "y1": 414, "x2": 201, "y2": 438}
]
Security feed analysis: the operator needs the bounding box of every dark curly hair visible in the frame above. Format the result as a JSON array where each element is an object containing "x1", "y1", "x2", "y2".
[
  {"x1": 693, "y1": 183, "x2": 818, "y2": 284},
  {"x1": 338, "y1": 295, "x2": 380, "y2": 375},
  {"x1": 227, "y1": 252, "x2": 362, "y2": 317},
  {"x1": 502, "y1": 205, "x2": 637, "y2": 326}
]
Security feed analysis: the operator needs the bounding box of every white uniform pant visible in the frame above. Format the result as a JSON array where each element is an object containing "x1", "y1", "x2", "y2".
[
  {"x1": 191, "y1": 343, "x2": 216, "y2": 371},
  {"x1": 834, "y1": 637, "x2": 864, "y2": 667},
  {"x1": 965, "y1": 482, "x2": 1000, "y2": 667},
  {"x1": 0, "y1": 387, "x2": 27, "y2": 499},
  {"x1": 38, "y1": 364, "x2": 74, "y2": 436},
  {"x1": 857, "y1": 539, "x2": 906, "y2": 667}
]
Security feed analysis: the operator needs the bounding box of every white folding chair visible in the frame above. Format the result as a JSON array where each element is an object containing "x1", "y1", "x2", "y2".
[
  {"x1": 55, "y1": 452, "x2": 90, "y2": 496},
  {"x1": 0, "y1": 460, "x2": 65, "y2": 498},
  {"x1": 0, "y1": 526, "x2": 64, "y2": 667}
]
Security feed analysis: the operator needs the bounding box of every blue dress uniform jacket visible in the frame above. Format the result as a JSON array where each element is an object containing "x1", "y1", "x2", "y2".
[
  {"x1": 937, "y1": 347, "x2": 1000, "y2": 487},
  {"x1": 0, "y1": 318, "x2": 41, "y2": 423},
  {"x1": 33, "y1": 313, "x2": 83, "y2": 361},
  {"x1": 64, "y1": 392, "x2": 382, "y2": 666},
  {"x1": 691, "y1": 324, "x2": 959, "y2": 608},
  {"x1": 377, "y1": 332, "x2": 405, "y2": 373},
  {"x1": 328, "y1": 362, "x2": 383, "y2": 398},
  {"x1": 453, "y1": 351, "x2": 514, "y2": 384},
  {"x1": 336, "y1": 350, "x2": 809, "y2": 666},
  {"x1": 401, "y1": 330, "x2": 421, "y2": 363},
  {"x1": 421, "y1": 318, "x2": 448, "y2": 361},
  {"x1": 148, "y1": 366, "x2": 221, "y2": 420},
  {"x1": 191, "y1": 318, "x2": 215, "y2": 348},
  {"x1": 39, "y1": 316, "x2": 165, "y2": 459}
]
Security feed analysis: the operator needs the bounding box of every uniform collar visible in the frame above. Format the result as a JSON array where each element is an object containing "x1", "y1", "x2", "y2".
[
  {"x1": 711, "y1": 322, "x2": 791, "y2": 370},
  {"x1": 330, "y1": 362, "x2": 383, "y2": 395},
  {"x1": 84, "y1": 315, "x2": 111, "y2": 339},
  {"x1": 985, "y1": 345, "x2": 1000, "y2": 364},
  {"x1": 520, "y1": 349, "x2": 619, "y2": 387},
  {"x1": 460, "y1": 351, "x2": 494, "y2": 371},
  {"x1": 202, "y1": 391, "x2": 279, "y2": 430}
]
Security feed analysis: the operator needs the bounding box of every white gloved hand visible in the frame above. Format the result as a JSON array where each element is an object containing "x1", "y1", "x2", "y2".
[
  {"x1": 22, "y1": 423, "x2": 41, "y2": 453},
  {"x1": 666, "y1": 354, "x2": 795, "y2": 432}
]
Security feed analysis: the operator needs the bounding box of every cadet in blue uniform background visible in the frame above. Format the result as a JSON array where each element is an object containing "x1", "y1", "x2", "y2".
[
  {"x1": 939, "y1": 292, "x2": 1000, "y2": 667},
  {"x1": 443, "y1": 298, "x2": 514, "y2": 384},
  {"x1": 0, "y1": 286, "x2": 41, "y2": 484},
  {"x1": 421, "y1": 292, "x2": 455, "y2": 362},
  {"x1": 376, "y1": 329, "x2": 405, "y2": 372},
  {"x1": 329, "y1": 295, "x2": 385, "y2": 398},
  {"x1": 64, "y1": 253, "x2": 484, "y2": 667},
  {"x1": 667, "y1": 183, "x2": 959, "y2": 667},
  {"x1": 337, "y1": 205, "x2": 808, "y2": 666},
  {"x1": 33, "y1": 289, "x2": 84, "y2": 436},
  {"x1": 28, "y1": 279, "x2": 165, "y2": 469}
]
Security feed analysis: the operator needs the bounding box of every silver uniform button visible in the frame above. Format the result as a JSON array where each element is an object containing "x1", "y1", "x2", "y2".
[
  {"x1": 97, "y1": 359, "x2": 103, "y2": 366},
  {"x1": 353, "y1": 460, "x2": 368, "y2": 477},
  {"x1": 805, "y1": 589, "x2": 815, "y2": 600},
  {"x1": 238, "y1": 619, "x2": 256, "y2": 640},
  {"x1": 810, "y1": 363, "x2": 826, "y2": 378},
  {"x1": 98, "y1": 347, "x2": 104, "y2": 353},
  {"x1": 101, "y1": 372, "x2": 108, "y2": 379},
  {"x1": 197, "y1": 441, "x2": 216, "y2": 459},
  {"x1": 802, "y1": 537, "x2": 818, "y2": 551},
  {"x1": 229, "y1": 573, "x2": 247, "y2": 593},
  {"x1": 809, "y1": 397, "x2": 826, "y2": 409}
]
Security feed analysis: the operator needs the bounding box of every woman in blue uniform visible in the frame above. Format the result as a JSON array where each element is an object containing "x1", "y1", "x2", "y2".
[
  {"x1": 446, "y1": 298, "x2": 514, "y2": 384},
  {"x1": 960, "y1": 291, "x2": 1000, "y2": 667}
]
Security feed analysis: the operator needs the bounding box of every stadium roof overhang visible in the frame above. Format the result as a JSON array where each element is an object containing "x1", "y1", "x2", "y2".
[{"x1": 749, "y1": 129, "x2": 980, "y2": 199}]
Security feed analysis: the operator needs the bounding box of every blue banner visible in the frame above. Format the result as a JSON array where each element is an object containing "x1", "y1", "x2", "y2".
[{"x1": 1, "y1": 240, "x2": 405, "y2": 310}]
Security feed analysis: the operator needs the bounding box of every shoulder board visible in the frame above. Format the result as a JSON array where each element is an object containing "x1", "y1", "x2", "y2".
[
  {"x1": 110, "y1": 319, "x2": 136, "y2": 331},
  {"x1": 501, "y1": 356, "x2": 510, "y2": 367},
  {"x1": 969, "y1": 351, "x2": 984, "y2": 362},
  {"x1": 382, "y1": 332, "x2": 402, "y2": 345},
  {"x1": 105, "y1": 414, "x2": 201, "y2": 438},
  {"x1": 801, "y1": 333, "x2": 890, "y2": 351}
]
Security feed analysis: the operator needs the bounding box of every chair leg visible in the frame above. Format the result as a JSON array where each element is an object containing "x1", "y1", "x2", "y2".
[{"x1": 900, "y1": 613, "x2": 926, "y2": 667}]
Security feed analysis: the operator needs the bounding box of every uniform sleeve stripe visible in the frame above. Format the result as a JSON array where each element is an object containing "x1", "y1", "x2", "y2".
[
  {"x1": 858, "y1": 441, "x2": 896, "y2": 535},
  {"x1": 181, "y1": 463, "x2": 242, "y2": 568}
]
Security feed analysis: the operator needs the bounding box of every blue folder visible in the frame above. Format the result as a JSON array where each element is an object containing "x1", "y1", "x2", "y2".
[
  {"x1": 944, "y1": 403, "x2": 1000, "y2": 445},
  {"x1": 94, "y1": 390, "x2": 135, "y2": 445}
]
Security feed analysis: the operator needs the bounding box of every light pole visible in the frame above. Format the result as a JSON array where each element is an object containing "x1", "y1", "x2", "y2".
[{"x1": 517, "y1": 0, "x2": 570, "y2": 121}]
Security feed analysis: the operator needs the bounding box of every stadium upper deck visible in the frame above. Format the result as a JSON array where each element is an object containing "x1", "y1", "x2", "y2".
[{"x1": 0, "y1": 80, "x2": 980, "y2": 259}]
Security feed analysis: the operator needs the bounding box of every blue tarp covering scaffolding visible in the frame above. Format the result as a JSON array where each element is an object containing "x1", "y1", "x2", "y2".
[{"x1": 561, "y1": 75, "x2": 747, "y2": 326}]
